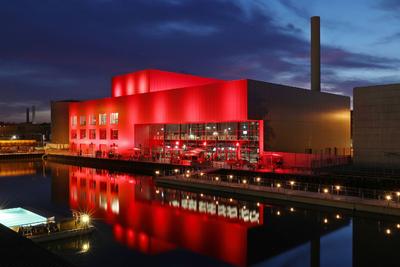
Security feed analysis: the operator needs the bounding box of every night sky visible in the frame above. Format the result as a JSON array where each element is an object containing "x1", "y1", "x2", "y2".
[{"x1": 1, "y1": 0, "x2": 400, "y2": 122}]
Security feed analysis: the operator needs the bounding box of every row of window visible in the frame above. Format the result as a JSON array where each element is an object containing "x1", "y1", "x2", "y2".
[
  {"x1": 71, "y1": 113, "x2": 119, "y2": 126},
  {"x1": 71, "y1": 129, "x2": 118, "y2": 140}
]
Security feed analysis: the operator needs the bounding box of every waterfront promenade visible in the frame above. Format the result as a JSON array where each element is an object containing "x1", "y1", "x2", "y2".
[{"x1": 155, "y1": 171, "x2": 400, "y2": 216}]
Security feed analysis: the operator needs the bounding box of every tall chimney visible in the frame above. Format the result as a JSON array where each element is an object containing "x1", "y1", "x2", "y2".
[
  {"x1": 31, "y1": 106, "x2": 36, "y2": 124},
  {"x1": 26, "y1": 108, "x2": 30, "y2": 123},
  {"x1": 311, "y1": 16, "x2": 321, "y2": 92}
]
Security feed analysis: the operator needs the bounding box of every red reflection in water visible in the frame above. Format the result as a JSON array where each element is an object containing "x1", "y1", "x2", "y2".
[{"x1": 69, "y1": 166, "x2": 262, "y2": 266}]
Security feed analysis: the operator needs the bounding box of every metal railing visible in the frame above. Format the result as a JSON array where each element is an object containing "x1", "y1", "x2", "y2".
[{"x1": 155, "y1": 171, "x2": 400, "y2": 209}]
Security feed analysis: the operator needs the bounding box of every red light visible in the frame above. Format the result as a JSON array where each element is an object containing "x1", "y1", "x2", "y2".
[
  {"x1": 236, "y1": 142, "x2": 240, "y2": 147},
  {"x1": 175, "y1": 141, "x2": 180, "y2": 145},
  {"x1": 203, "y1": 141, "x2": 207, "y2": 146}
]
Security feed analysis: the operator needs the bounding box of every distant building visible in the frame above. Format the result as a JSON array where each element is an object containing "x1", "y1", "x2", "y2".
[
  {"x1": 0, "y1": 122, "x2": 50, "y2": 144},
  {"x1": 353, "y1": 84, "x2": 400, "y2": 167}
]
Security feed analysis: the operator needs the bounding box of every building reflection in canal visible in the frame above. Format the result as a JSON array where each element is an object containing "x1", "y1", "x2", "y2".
[{"x1": 50, "y1": 163, "x2": 353, "y2": 267}]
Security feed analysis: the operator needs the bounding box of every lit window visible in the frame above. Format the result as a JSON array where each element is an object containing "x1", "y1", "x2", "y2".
[
  {"x1": 89, "y1": 129, "x2": 96, "y2": 139},
  {"x1": 99, "y1": 113, "x2": 107, "y2": 125},
  {"x1": 110, "y1": 129, "x2": 118, "y2": 140},
  {"x1": 71, "y1": 116, "x2": 77, "y2": 126},
  {"x1": 70, "y1": 130, "x2": 77, "y2": 139},
  {"x1": 99, "y1": 129, "x2": 107, "y2": 140},
  {"x1": 80, "y1": 129, "x2": 86, "y2": 139},
  {"x1": 80, "y1": 116, "x2": 86, "y2": 126},
  {"x1": 89, "y1": 115, "x2": 96, "y2": 125},
  {"x1": 110, "y1": 113, "x2": 119, "y2": 125}
]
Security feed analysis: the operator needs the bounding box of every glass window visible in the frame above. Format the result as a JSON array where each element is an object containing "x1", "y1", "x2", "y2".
[
  {"x1": 70, "y1": 130, "x2": 77, "y2": 139},
  {"x1": 110, "y1": 129, "x2": 118, "y2": 140},
  {"x1": 80, "y1": 129, "x2": 86, "y2": 139},
  {"x1": 80, "y1": 115, "x2": 86, "y2": 126},
  {"x1": 99, "y1": 113, "x2": 107, "y2": 125},
  {"x1": 71, "y1": 116, "x2": 77, "y2": 126},
  {"x1": 110, "y1": 113, "x2": 119, "y2": 125},
  {"x1": 99, "y1": 129, "x2": 107, "y2": 139},
  {"x1": 89, "y1": 115, "x2": 96, "y2": 125},
  {"x1": 89, "y1": 129, "x2": 96, "y2": 139}
]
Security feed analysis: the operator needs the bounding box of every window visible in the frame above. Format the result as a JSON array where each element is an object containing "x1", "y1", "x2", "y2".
[
  {"x1": 110, "y1": 112, "x2": 119, "y2": 125},
  {"x1": 80, "y1": 129, "x2": 86, "y2": 139},
  {"x1": 70, "y1": 130, "x2": 77, "y2": 139},
  {"x1": 110, "y1": 129, "x2": 118, "y2": 140},
  {"x1": 89, "y1": 129, "x2": 96, "y2": 139},
  {"x1": 71, "y1": 116, "x2": 77, "y2": 126},
  {"x1": 99, "y1": 129, "x2": 107, "y2": 140},
  {"x1": 89, "y1": 115, "x2": 96, "y2": 125},
  {"x1": 80, "y1": 115, "x2": 86, "y2": 126},
  {"x1": 99, "y1": 113, "x2": 107, "y2": 125}
]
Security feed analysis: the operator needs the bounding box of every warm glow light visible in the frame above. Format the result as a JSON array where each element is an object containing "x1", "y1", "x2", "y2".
[
  {"x1": 256, "y1": 177, "x2": 261, "y2": 182},
  {"x1": 323, "y1": 218, "x2": 328, "y2": 224},
  {"x1": 155, "y1": 170, "x2": 160, "y2": 175},
  {"x1": 186, "y1": 170, "x2": 190, "y2": 174},
  {"x1": 323, "y1": 188, "x2": 329, "y2": 194},
  {"x1": 289, "y1": 181, "x2": 295, "y2": 186},
  {"x1": 386, "y1": 195, "x2": 392, "y2": 201},
  {"x1": 257, "y1": 202, "x2": 260, "y2": 207},
  {"x1": 397, "y1": 224, "x2": 400, "y2": 229},
  {"x1": 335, "y1": 185, "x2": 341, "y2": 190},
  {"x1": 200, "y1": 172, "x2": 204, "y2": 176},
  {"x1": 336, "y1": 214, "x2": 341, "y2": 219},
  {"x1": 386, "y1": 229, "x2": 391, "y2": 235},
  {"x1": 174, "y1": 169, "x2": 179, "y2": 173},
  {"x1": 229, "y1": 175, "x2": 233, "y2": 179},
  {"x1": 290, "y1": 207, "x2": 294, "y2": 212},
  {"x1": 200, "y1": 193, "x2": 204, "y2": 197},
  {"x1": 242, "y1": 179, "x2": 247, "y2": 184},
  {"x1": 81, "y1": 242, "x2": 90, "y2": 252},
  {"x1": 229, "y1": 198, "x2": 233, "y2": 202},
  {"x1": 276, "y1": 183, "x2": 281, "y2": 188},
  {"x1": 185, "y1": 174, "x2": 190, "y2": 178},
  {"x1": 81, "y1": 214, "x2": 90, "y2": 224},
  {"x1": 276, "y1": 211, "x2": 280, "y2": 215},
  {"x1": 156, "y1": 189, "x2": 160, "y2": 194},
  {"x1": 215, "y1": 177, "x2": 219, "y2": 181},
  {"x1": 396, "y1": 192, "x2": 400, "y2": 197}
]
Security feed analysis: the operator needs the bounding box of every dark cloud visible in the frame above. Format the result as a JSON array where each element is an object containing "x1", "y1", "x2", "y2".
[{"x1": 0, "y1": 0, "x2": 399, "y2": 122}]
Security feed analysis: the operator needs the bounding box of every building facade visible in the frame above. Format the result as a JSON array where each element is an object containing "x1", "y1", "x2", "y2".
[
  {"x1": 353, "y1": 84, "x2": 400, "y2": 167},
  {"x1": 52, "y1": 69, "x2": 350, "y2": 166}
]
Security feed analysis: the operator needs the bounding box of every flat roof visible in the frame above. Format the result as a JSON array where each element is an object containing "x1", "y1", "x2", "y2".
[{"x1": 0, "y1": 207, "x2": 47, "y2": 228}]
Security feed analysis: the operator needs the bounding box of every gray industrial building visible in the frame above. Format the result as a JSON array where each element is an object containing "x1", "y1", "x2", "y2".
[{"x1": 353, "y1": 84, "x2": 400, "y2": 167}]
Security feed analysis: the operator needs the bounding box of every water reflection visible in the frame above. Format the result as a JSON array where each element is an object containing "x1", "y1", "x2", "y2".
[
  {"x1": 49, "y1": 164, "x2": 354, "y2": 267},
  {"x1": 2, "y1": 161, "x2": 400, "y2": 266}
]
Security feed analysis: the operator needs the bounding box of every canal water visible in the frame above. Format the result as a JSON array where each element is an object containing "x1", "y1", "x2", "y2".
[{"x1": 0, "y1": 160, "x2": 399, "y2": 267}]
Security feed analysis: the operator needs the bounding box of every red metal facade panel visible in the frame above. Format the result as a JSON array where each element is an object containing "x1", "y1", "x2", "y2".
[
  {"x1": 70, "y1": 80, "x2": 248, "y2": 153},
  {"x1": 111, "y1": 69, "x2": 221, "y2": 97}
]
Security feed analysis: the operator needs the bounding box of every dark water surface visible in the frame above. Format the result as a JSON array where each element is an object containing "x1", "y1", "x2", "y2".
[{"x1": 0, "y1": 160, "x2": 399, "y2": 267}]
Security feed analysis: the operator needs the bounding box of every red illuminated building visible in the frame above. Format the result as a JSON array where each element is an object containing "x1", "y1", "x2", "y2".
[{"x1": 51, "y1": 69, "x2": 350, "y2": 167}]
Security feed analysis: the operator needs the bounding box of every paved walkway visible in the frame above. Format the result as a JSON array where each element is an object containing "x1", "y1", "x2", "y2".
[{"x1": 156, "y1": 175, "x2": 400, "y2": 216}]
